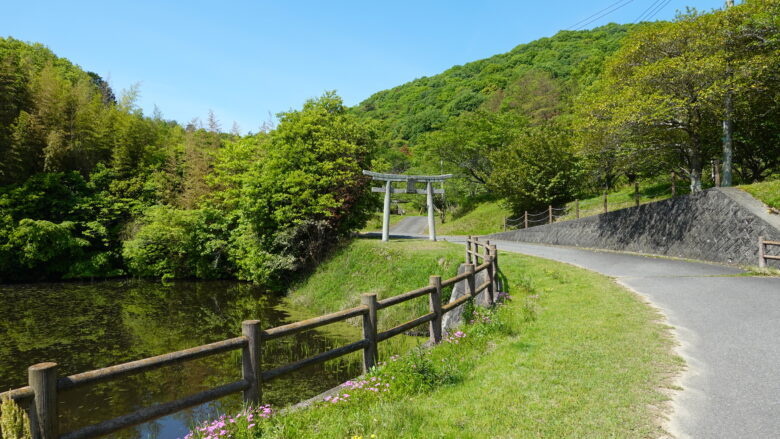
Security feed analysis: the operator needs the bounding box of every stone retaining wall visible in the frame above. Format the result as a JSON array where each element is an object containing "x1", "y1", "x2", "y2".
[{"x1": 487, "y1": 188, "x2": 780, "y2": 266}]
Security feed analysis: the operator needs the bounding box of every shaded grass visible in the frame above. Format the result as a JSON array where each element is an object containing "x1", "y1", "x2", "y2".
[
  {"x1": 244, "y1": 245, "x2": 682, "y2": 438},
  {"x1": 740, "y1": 179, "x2": 780, "y2": 210}
]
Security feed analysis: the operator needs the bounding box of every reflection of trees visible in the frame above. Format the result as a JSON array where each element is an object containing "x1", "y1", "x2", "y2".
[{"x1": 0, "y1": 280, "x2": 364, "y2": 439}]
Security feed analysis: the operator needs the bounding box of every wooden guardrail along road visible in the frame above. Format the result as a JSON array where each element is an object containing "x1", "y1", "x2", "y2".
[
  {"x1": 758, "y1": 236, "x2": 780, "y2": 268},
  {"x1": 1, "y1": 237, "x2": 500, "y2": 439}
]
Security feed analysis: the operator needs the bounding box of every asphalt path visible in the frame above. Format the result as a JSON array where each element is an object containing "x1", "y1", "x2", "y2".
[
  {"x1": 475, "y1": 240, "x2": 780, "y2": 439},
  {"x1": 390, "y1": 216, "x2": 428, "y2": 235}
]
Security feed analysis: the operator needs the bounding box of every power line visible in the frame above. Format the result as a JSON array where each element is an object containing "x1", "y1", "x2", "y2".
[
  {"x1": 570, "y1": 0, "x2": 637, "y2": 31},
  {"x1": 568, "y1": 0, "x2": 632, "y2": 30},
  {"x1": 634, "y1": 0, "x2": 664, "y2": 23},
  {"x1": 643, "y1": 0, "x2": 673, "y2": 22}
]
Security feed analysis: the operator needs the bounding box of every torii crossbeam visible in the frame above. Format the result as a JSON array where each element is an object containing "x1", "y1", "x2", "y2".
[{"x1": 363, "y1": 170, "x2": 453, "y2": 242}]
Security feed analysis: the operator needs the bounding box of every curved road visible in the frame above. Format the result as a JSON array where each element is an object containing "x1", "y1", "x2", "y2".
[{"x1": 446, "y1": 237, "x2": 780, "y2": 439}]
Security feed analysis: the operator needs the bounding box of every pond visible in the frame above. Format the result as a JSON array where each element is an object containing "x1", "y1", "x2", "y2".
[{"x1": 0, "y1": 280, "x2": 365, "y2": 439}]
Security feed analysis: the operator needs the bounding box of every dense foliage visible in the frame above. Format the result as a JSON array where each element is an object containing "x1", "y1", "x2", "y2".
[
  {"x1": 355, "y1": 1, "x2": 780, "y2": 216},
  {"x1": 0, "y1": 37, "x2": 376, "y2": 283}
]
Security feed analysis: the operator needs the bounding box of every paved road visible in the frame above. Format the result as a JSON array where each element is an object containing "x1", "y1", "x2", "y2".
[
  {"x1": 390, "y1": 216, "x2": 428, "y2": 235},
  {"x1": 476, "y1": 240, "x2": 780, "y2": 439}
]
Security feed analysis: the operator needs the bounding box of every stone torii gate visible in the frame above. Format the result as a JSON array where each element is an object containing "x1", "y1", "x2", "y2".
[{"x1": 363, "y1": 170, "x2": 453, "y2": 242}]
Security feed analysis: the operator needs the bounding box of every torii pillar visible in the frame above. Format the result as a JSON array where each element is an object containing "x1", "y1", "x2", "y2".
[{"x1": 363, "y1": 171, "x2": 453, "y2": 242}]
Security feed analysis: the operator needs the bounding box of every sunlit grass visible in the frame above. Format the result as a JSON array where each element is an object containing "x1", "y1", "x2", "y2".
[
  {"x1": 740, "y1": 179, "x2": 780, "y2": 210},
  {"x1": 189, "y1": 243, "x2": 682, "y2": 438}
]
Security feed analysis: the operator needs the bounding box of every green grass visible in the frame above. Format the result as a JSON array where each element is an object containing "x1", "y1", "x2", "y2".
[
  {"x1": 434, "y1": 201, "x2": 512, "y2": 236},
  {"x1": 288, "y1": 238, "x2": 464, "y2": 331},
  {"x1": 193, "y1": 242, "x2": 681, "y2": 438},
  {"x1": 739, "y1": 179, "x2": 780, "y2": 210}
]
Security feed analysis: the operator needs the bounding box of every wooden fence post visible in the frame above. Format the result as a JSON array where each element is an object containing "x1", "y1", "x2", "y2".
[
  {"x1": 488, "y1": 244, "x2": 498, "y2": 304},
  {"x1": 29, "y1": 362, "x2": 58, "y2": 439},
  {"x1": 603, "y1": 192, "x2": 608, "y2": 214},
  {"x1": 671, "y1": 171, "x2": 677, "y2": 196},
  {"x1": 465, "y1": 264, "x2": 475, "y2": 298},
  {"x1": 241, "y1": 320, "x2": 262, "y2": 405},
  {"x1": 503, "y1": 216, "x2": 507, "y2": 232},
  {"x1": 575, "y1": 199, "x2": 580, "y2": 219},
  {"x1": 524, "y1": 211, "x2": 528, "y2": 229},
  {"x1": 429, "y1": 275, "x2": 443, "y2": 344},
  {"x1": 465, "y1": 235, "x2": 472, "y2": 264},
  {"x1": 634, "y1": 181, "x2": 640, "y2": 207},
  {"x1": 548, "y1": 205, "x2": 553, "y2": 224},
  {"x1": 361, "y1": 293, "x2": 378, "y2": 372},
  {"x1": 759, "y1": 236, "x2": 766, "y2": 268}
]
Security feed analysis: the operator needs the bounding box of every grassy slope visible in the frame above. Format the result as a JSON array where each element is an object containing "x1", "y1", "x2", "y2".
[
  {"x1": 287, "y1": 239, "x2": 464, "y2": 330},
  {"x1": 256, "y1": 245, "x2": 681, "y2": 438},
  {"x1": 740, "y1": 179, "x2": 780, "y2": 210}
]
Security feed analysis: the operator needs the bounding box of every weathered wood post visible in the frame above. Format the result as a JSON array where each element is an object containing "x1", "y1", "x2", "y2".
[
  {"x1": 426, "y1": 181, "x2": 436, "y2": 241},
  {"x1": 29, "y1": 362, "x2": 58, "y2": 439},
  {"x1": 548, "y1": 205, "x2": 553, "y2": 224},
  {"x1": 241, "y1": 320, "x2": 262, "y2": 405},
  {"x1": 428, "y1": 275, "x2": 443, "y2": 344},
  {"x1": 603, "y1": 191, "x2": 608, "y2": 214},
  {"x1": 361, "y1": 293, "x2": 378, "y2": 372},
  {"x1": 486, "y1": 249, "x2": 496, "y2": 305},
  {"x1": 759, "y1": 236, "x2": 766, "y2": 268},
  {"x1": 524, "y1": 211, "x2": 528, "y2": 229},
  {"x1": 465, "y1": 263, "x2": 476, "y2": 298},
  {"x1": 575, "y1": 199, "x2": 580, "y2": 219},
  {"x1": 671, "y1": 171, "x2": 677, "y2": 196},
  {"x1": 503, "y1": 216, "x2": 507, "y2": 232},
  {"x1": 465, "y1": 235, "x2": 472, "y2": 264},
  {"x1": 382, "y1": 180, "x2": 392, "y2": 242},
  {"x1": 634, "y1": 181, "x2": 640, "y2": 207}
]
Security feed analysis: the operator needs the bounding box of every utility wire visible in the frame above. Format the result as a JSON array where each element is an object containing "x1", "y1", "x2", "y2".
[
  {"x1": 641, "y1": 0, "x2": 673, "y2": 22},
  {"x1": 568, "y1": 0, "x2": 631, "y2": 30},
  {"x1": 570, "y1": 0, "x2": 636, "y2": 31},
  {"x1": 634, "y1": 0, "x2": 664, "y2": 22}
]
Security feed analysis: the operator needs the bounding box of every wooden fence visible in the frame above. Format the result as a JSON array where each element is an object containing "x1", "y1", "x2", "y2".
[
  {"x1": 1, "y1": 237, "x2": 498, "y2": 439},
  {"x1": 758, "y1": 236, "x2": 780, "y2": 268}
]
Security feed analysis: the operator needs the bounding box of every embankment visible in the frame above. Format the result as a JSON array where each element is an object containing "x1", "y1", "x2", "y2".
[{"x1": 488, "y1": 188, "x2": 780, "y2": 266}]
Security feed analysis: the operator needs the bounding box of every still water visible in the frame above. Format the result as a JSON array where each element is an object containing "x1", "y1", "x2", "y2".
[{"x1": 0, "y1": 280, "x2": 364, "y2": 439}]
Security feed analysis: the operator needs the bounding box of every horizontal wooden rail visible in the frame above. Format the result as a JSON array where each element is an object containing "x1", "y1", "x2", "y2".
[
  {"x1": 261, "y1": 339, "x2": 368, "y2": 383},
  {"x1": 377, "y1": 313, "x2": 436, "y2": 342},
  {"x1": 758, "y1": 236, "x2": 780, "y2": 268},
  {"x1": 441, "y1": 293, "x2": 472, "y2": 313},
  {"x1": 441, "y1": 271, "x2": 470, "y2": 287},
  {"x1": 377, "y1": 286, "x2": 434, "y2": 309},
  {"x1": 60, "y1": 380, "x2": 250, "y2": 439},
  {"x1": 263, "y1": 306, "x2": 367, "y2": 341},
  {"x1": 7, "y1": 235, "x2": 500, "y2": 439},
  {"x1": 58, "y1": 337, "x2": 247, "y2": 391},
  {"x1": 475, "y1": 280, "x2": 491, "y2": 294}
]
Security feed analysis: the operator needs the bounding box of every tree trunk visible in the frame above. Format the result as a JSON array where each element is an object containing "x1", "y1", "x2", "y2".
[{"x1": 689, "y1": 153, "x2": 703, "y2": 193}]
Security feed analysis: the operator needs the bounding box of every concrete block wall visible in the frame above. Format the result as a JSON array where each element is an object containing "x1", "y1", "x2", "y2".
[{"x1": 487, "y1": 188, "x2": 780, "y2": 266}]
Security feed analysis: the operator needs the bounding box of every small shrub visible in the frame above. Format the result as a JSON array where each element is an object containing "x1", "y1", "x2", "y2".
[{"x1": 0, "y1": 396, "x2": 31, "y2": 439}]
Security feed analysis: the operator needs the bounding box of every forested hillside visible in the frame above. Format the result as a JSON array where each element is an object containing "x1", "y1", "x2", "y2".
[
  {"x1": 1, "y1": 0, "x2": 778, "y2": 283},
  {"x1": 0, "y1": 37, "x2": 377, "y2": 283},
  {"x1": 355, "y1": 1, "x2": 780, "y2": 216}
]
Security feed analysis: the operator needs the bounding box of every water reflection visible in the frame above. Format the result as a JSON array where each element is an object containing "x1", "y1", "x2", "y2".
[{"x1": 0, "y1": 280, "x2": 363, "y2": 438}]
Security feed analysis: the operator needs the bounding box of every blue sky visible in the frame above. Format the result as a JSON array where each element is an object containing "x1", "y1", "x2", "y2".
[{"x1": 3, "y1": 0, "x2": 729, "y2": 133}]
